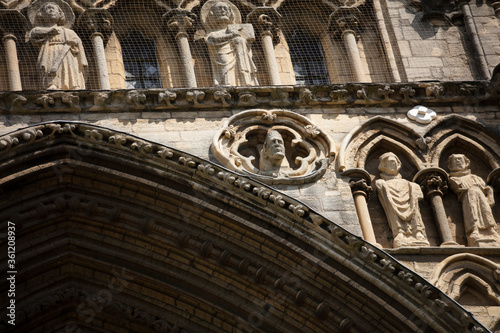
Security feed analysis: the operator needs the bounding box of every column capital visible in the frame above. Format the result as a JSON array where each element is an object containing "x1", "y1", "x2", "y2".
[
  {"x1": 247, "y1": 7, "x2": 281, "y2": 42},
  {"x1": 77, "y1": 8, "x2": 113, "y2": 40},
  {"x1": 163, "y1": 9, "x2": 197, "y2": 40},
  {"x1": 328, "y1": 6, "x2": 362, "y2": 40},
  {"x1": 343, "y1": 168, "x2": 372, "y2": 198},
  {"x1": 0, "y1": 9, "x2": 27, "y2": 37},
  {"x1": 413, "y1": 167, "x2": 449, "y2": 198}
]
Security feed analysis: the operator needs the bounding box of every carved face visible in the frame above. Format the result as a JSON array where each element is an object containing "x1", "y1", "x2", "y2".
[
  {"x1": 379, "y1": 153, "x2": 401, "y2": 176},
  {"x1": 210, "y1": 2, "x2": 232, "y2": 25},
  {"x1": 264, "y1": 131, "x2": 285, "y2": 161},
  {"x1": 41, "y1": 3, "x2": 62, "y2": 21},
  {"x1": 449, "y1": 154, "x2": 469, "y2": 172}
]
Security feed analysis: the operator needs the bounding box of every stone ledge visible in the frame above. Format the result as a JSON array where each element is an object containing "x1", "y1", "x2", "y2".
[
  {"x1": 1, "y1": 81, "x2": 499, "y2": 114},
  {"x1": 385, "y1": 246, "x2": 500, "y2": 256}
]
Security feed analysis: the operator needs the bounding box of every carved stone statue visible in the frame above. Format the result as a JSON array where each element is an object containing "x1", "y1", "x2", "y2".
[
  {"x1": 448, "y1": 154, "x2": 500, "y2": 247},
  {"x1": 258, "y1": 130, "x2": 292, "y2": 177},
  {"x1": 201, "y1": 0, "x2": 258, "y2": 86},
  {"x1": 28, "y1": 0, "x2": 87, "y2": 90},
  {"x1": 375, "y1": 152, "x2": 430, "y2": 248}
]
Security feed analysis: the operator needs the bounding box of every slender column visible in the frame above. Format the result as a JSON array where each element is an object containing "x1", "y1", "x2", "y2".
[
  {"x1": 78, "y1": 9, "x2": 113, "y2": 90},
  {"x1": 0, "y1": 10, "x2": 27, "y2": 91},
  {"x1": 342, "y1": 30, "x2": 366, "y2": 82},
  {"x1": 3, "y1": 33, "x2": 21, "y2": 91},
  {"x1": 344, "y1": 169, "x2": 381, "y2": 247},
  {"x1": 329, "y1": 8, "x2": 368, "y2": 82},
  {"x1": 414, "y1": 168, "x2": 458, "y2": 246},
  {"x1": 91, "y1": 32, "x2": 110, "y2": 90},
  {"x1": 164, "y1": 9, "x2": 197, "y2": 88},
  {"x1": 248, "y1": 8, "x2": 282, "y2": 85}
]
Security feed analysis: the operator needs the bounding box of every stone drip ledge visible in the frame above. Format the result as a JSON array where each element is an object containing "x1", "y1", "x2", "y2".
[
  {"x1": 0, "y1": 81, "x2": 499, "y2": 114},
  {"x1": 385, "y1": 246, "x2": 500, "y2": 256}
]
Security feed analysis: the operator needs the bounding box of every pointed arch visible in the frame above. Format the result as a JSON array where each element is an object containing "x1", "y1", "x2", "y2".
[
  {"x1": 425, "y1": 115, "x2": 500, "y2": 170},
  {"x1": 338, "y1": 116, "x2": 426, "y2": 173},
  {"x1": 431, "y1": 253, "x2": 500, "y2": 306},
  {"x1": 0, "y1": 122, "x2": 489, "y2": 332}
]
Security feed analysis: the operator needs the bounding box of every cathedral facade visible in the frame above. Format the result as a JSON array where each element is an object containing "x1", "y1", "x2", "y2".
[{"x1": 1, "y1": 0, "x2": 500, "y2": 332}]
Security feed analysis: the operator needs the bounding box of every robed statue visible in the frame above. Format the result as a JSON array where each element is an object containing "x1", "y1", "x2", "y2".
[
  {"x1": 28, "y1": 0, "x2": 87, "y2": 90},
  {"x1": 201, "y1": 0, "x2": 258, "y2": 86},
  {"x1": 448, "y1": 154, "x2": 500, "y2": 247},
  {"x1": 375, "y1": 152, "x2": 430, "y2": 248}
]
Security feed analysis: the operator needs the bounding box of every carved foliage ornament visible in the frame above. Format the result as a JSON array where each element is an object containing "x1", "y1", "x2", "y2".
[{"x1": 211, "y1": 109, "x2": 336, "y2": 184}]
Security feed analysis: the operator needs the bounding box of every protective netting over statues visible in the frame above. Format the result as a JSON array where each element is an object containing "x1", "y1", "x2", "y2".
[{"x1": 0, "y1": 0, "x2": 485, "y2": 91}]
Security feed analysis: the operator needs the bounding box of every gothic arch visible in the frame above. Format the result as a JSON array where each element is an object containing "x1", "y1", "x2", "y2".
[
  {"x1": 338, "y1": 116, "x2": 426, "y2": 174},
  {"x1": 425, "y1": 115, "x2": 500, "y2": 171},
  {"x1": 0, "y1": 122, "x2": 489, "y2": 332},
  {"x1": 431, "y1": 253, "x2": 500, "y2": 306}
]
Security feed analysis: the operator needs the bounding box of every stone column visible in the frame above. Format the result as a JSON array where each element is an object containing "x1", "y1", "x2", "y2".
[
  {"x1": 0, "y1": 10, "x2": 27, "y2": 91},
  {"x1": 163, "y1": 9, "x2": 197, "y2": 88},
  {"x1": 78, "y1": 9, "x2": 113, "y2": 90},
  {"x1": 344, "y1": 169, "x2": 381, "y2": 247},
  {"x1": 329, "y1": 8, "x2": 367, "y2": 82},
  {"x1": 248, "y1": 7, "x2": 282, "y2": 85},
  {"x1": 414, "y1": 168, "x2": 458, "y2": 246}
]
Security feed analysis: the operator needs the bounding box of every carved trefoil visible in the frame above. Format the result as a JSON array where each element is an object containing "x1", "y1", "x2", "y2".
[{"x1": 211, "y1": 109, "x2": 336, "y2": 184}]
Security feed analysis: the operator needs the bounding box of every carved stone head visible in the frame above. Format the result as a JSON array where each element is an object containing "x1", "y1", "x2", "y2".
[
  {"x1": 378, "y1": 152, "x2": 401, "y2": 177},
  {"x1": 37, "y1": 2, "x2": 65, "y2": 25},
  {"x1": 448, "y1": 154, "x2": 470, "y2": 172},
  {"x1": 201, "y1": 0, "x2": 241, "y2": 31}
]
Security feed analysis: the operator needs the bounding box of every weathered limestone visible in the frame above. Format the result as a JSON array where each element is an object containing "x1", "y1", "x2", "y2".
[
  {"x1": 375, "y1": 152, "x2": 430, "y2": 248},
  {"x1": 201, "y1": 0, "x2": 258, "y2": 86},
  {"x1": 163, "y1": 9, "x2": 197, "y2": 88},
  {"x1": 329, "y1": 7, "x2": 367, "y2": 82},
  {"x1": 0, "y1": 10, "x2": 26, "y2": 91},
  {"x1": 414, "y1": 168, "x2": 459, "y2": 246},
  {"x1": 448, "y1": 154, "x2": 500, "y2": 247},
  {"x1": 28, "y1": 0, "x2": 87, "y2": 90},
  {"x1": 344, "y1": 168, "x2": 381, "y2": 247},
  {"x1": 77, "y1": 8, "x2": 113, "y2": 90},
  {"x1": 248, "y1": 7, "x2": 282, "y2": 85}
]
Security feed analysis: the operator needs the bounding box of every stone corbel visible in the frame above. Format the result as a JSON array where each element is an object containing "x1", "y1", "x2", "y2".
[
  {"x1": 247, "y1": 7, "x2": 282, "y2": 85},
  {"x1": 77, "y1": 8, "x2": 114, "y2": 90},
  {"x1": 0, "y1": 9, "x2": 27, "y2": 91},
  {"x1": 414, "y1": 168, "x2": 459, "y2": 247},
  {"x1": 328, "y1": 7, "x2": 367, "y2": 82},
  {"x1": 163, "y1": 9, "x2": 198, "y2": 88},
  {"x1": 343, "y1": 168, "x2": 381, "y2": 247}
]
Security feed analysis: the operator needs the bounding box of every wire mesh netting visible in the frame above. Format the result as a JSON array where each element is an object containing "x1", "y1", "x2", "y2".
[{"x1": 0, "y1": 0, "x2": 485, "y2": 91}]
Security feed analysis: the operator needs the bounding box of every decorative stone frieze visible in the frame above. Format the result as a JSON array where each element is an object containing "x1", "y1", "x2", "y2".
[
  {"x1": 0, "y1": 82, "x2": 499, "y2": 113},
  {"x1": 211, "y1": 109, "x2": 336, "y2": 184}
]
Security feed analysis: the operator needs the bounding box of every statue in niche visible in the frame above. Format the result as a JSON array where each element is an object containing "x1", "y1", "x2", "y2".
[
  {"x1": 375, "y1": 152, "x2": 430, "y2": 248},
  {"x1": 28, "y1": 0, "x2": 87, "y2": 90},
  {"x1": 448, "y1": 154, "x2": 500, "y2": 247},
  {"x1": 201, "y1": 0, "x2": 258, "y2": 86},
  {"x1": 258, "y1": 130, "x2": 292, "y2": 177}
]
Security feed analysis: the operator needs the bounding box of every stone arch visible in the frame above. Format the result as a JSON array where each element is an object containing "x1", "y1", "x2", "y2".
[
  {"x1": 431, "y1": 253, "x2": 500, "y2": 305},
  {"x1": 425, "y1": 115, "x2": 500, "y2": 171},
  {"x1": 0, "y1": 122, "x2": 489, "y2": 332},
  {"x1": 339, "y1": 116, "x2": 426, "y2": 173}
]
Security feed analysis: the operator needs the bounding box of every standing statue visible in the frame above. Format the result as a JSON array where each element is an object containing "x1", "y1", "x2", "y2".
[
  {"x1": 375, "y1": 152, "x2": 430, "y2": 248},
  {"x1": 259, "y1": 130, "x2": 291, "y2": 177},
  {"x1": 201, "y1": 0, "x2": 258, "y2": 86},
  {"x1": 28, "y1": 0, "x2": 87, "y2": 90},
  {"x1": 448, "y1": 154, "x2": 500, "y2": 247}
]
